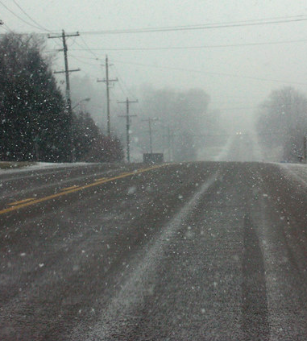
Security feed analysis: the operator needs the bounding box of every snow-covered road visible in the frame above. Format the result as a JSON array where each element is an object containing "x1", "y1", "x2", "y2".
[{"x1": 1, "y1": 136, "x2": 307, "y2": 340}]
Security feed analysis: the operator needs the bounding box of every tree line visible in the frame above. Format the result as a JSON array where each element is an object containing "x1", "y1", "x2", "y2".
[
  {"x1": 111, "y1": 86, "x2": 223, "y2": 162},
  {"x1": 0, "y1": 33, "x2": 123, "y2": 163},
  {"x1": 256, "y1": 86, "x2": 307, "y2": 162}
]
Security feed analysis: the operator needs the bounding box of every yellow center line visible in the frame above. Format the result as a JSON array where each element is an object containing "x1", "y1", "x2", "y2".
[
  {"x1": 60, "y1": 185, "x2": 79, "y2": 191},
  {"x1": 8, "y1": 198, "x2": 35, "y2": 206},
  {"x1": 120, "y1": 172, "x2": 134, "y2": 176},
  {"x1": 94, "y1": 177, "x2": 107, "y2": 182},
  {"x1": 0, "y1": 164, "x2": 168, "y2": 215}
]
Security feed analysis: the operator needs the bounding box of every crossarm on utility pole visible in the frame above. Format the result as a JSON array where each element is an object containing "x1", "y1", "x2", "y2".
[
  {"x1": 97, "y1": 55, "x2": 118, "y2": 137},
  {"x1": 48, "y1": 30, "x2": 80, "y2": 162},
  {"x1": 118, "y1": 98, "x2": 138, "y2": 163},
  {"x1": 54, "y1": 69, "x2": 80, "y2": 74}
]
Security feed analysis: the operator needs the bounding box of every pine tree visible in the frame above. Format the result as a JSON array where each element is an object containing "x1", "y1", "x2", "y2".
[{"x1": 0, "y1": 33, "x2": 70, "y2": 162}]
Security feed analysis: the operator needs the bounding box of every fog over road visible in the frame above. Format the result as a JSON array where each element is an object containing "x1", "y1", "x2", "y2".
[{"x1": 1, "y1": 135, "x2": 307, "y2": 340}]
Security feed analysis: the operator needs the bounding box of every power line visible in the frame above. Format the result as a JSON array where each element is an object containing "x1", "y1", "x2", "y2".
[
  {"x1": 79, "y1": 35, "x2": 100, "y2": 60},
  {"x1": 70, "y1": 38, "x2": 307, "y2": 52},
  {"x1": 112, "y1": 65, "x2": 142, "y2": 116},
  {"x1": 12, "y1": 0, "x2": 51, "y2": 32},
  {"x1": 213, "y1": 106, "x2": 258, "y2": 111},
  {"x1": 97, "y1": 56, "x2": 118, "y2": 136},
  {"x1": 59, "y1": 35, "x2": 102, "y2": 67},
  {"x1": 80, "y1": 16, "x2": 307, "y2": 35},
  {"x1": 118, "y1": 98, "x2": 138, "y2": 163},
  {"x1": 2, "y1": 14, "x2": 307, "y2": 37},
  {"x1": 115, "y1": 76, "x2": 129, "y2": 98},
  {"x1": 70, "y1": 53, "x2": 98, "y2": 66},
  {"x1": 111, "y1": 59, "x2": 307, "y2": 86},
  {"x1": 48, "y1": 30, "x2": 80, "y2": 162},
  {"x1": 72, "y1": 53, "x2": 132, "y2": 101},
  {"x1": 47, "y1": 34, "x2": 97, "y2": 68},
  {"x1": 0, "y1": 1, "x2": 48, "y2": 31},
  {"x1": 112, "y1": 64, "x2": 138, "y2": 101},
  {"x1": 50, "y1": 33, "x2": 101, "y2": 62},
  {"x1": 142, "y1": 117, "x2": 159, "y2": 153}
]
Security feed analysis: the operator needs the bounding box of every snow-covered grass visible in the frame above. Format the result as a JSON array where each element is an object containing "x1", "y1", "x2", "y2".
[
  {"x1": 0, "y1": 161, "x2": 36, "y2": 170},
  {"x1": 279, "y1": 162, "x2": 307, "y2": 187},
  {"x1": 261, "y1": 146, "x2": 283, "y2": 163},
  {"x1": 0, "y1": 161, "x2": 96, "y2": 175}
]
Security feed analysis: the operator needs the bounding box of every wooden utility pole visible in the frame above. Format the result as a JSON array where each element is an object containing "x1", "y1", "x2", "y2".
[
  {"x1": 118, "y1": 98, "x2": 138, "y2": 163},
  {"x1": 142, "y1": 117, "x2": 158, "y2": 153},
  {"x1": 167, "y1": 126, "x2": 173, "y2": 162},
  {"x1": 163, "y1": 126, "x2": 174, "y2": 162},
  {"x1": 97, "y1": 56, "x2": 118, "y2": 137},
  {"x1": 48, "y1": 30, "x2": 80, "y2": 162},
  {"x1": 304, "y1": 136, "x2": 307, "y2": 163}
]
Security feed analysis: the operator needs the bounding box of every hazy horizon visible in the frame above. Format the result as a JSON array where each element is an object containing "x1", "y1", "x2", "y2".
[{"x1": 2, "y1": 1, "x2": 307, "y2": 136}]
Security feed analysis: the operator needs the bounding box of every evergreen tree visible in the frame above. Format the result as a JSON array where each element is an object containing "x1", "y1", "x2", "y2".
[
  {"x1": 0, "y1": 33, "x2": 70, "y2": 162},
  {"x1": 73, "y1": 111, "x2": 124, "y2": 162}
]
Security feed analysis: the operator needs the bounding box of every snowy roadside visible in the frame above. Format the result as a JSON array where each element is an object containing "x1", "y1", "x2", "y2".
[
  {"x1": 0, "y1": 161, "x2": 96, "y2": 175},
  {"x1": 278, "y1": 163, "x2": 307, "y2": 188}
]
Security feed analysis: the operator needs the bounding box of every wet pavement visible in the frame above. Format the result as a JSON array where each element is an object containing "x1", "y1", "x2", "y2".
[{"x1": 1, "y1": 138, "x2": 307, "y2": 340}]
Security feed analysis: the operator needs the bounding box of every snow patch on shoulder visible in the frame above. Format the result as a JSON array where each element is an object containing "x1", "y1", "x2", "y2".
[
  {"x1": 0, "y1": 162, "x2": 95, "y2": 175},
  {"x1": 278, "y1": 163, "x2": 307, "y2": 188}
]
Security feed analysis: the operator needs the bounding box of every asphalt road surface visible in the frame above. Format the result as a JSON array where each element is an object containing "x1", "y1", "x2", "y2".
[{"x1": 1, "y1": 136, "x2": 307, "y2": 340}]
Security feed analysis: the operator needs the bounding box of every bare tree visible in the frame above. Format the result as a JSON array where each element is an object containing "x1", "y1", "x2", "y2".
[{"x1": 257, "y1": 86, "x2": 307, "y2": 162}]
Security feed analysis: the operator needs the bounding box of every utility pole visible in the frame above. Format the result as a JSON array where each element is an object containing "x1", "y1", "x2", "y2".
[
  {"x1": 163, "y1": 126, "x2": 174, "y2": 162},
  {"x1": 118, "y1": 98, "x2": 138, "y2": 163},
  {"x1": 142, "y1": 117, "x2": 158, "y2": 153},
  {"x1": 304, "y1": 136, "x2": 307, "y2": 163},
  {"x1": 97, "y1": 56, "x2": 118, "y2": 137},
  {"x1": 48, "y1": 30, "x2": 80, "y2": 162},
  {"x1": 167, "y1": 126, "x2": 172, "y2": 162}
]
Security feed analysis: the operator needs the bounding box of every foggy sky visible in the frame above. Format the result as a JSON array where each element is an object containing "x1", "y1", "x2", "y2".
[{"x1": 2, "y1": 0, "x2": 307, "y2": 131}]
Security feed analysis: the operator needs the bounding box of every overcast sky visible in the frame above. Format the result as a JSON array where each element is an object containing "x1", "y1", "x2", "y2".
[{"x1": 2, "y1": 0, "x2": 307, "y2": 130}]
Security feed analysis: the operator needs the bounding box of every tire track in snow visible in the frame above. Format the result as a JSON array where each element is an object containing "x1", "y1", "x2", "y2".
[{"x1": 71, "y1": 170, "x2": 220, "y2": 340}]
